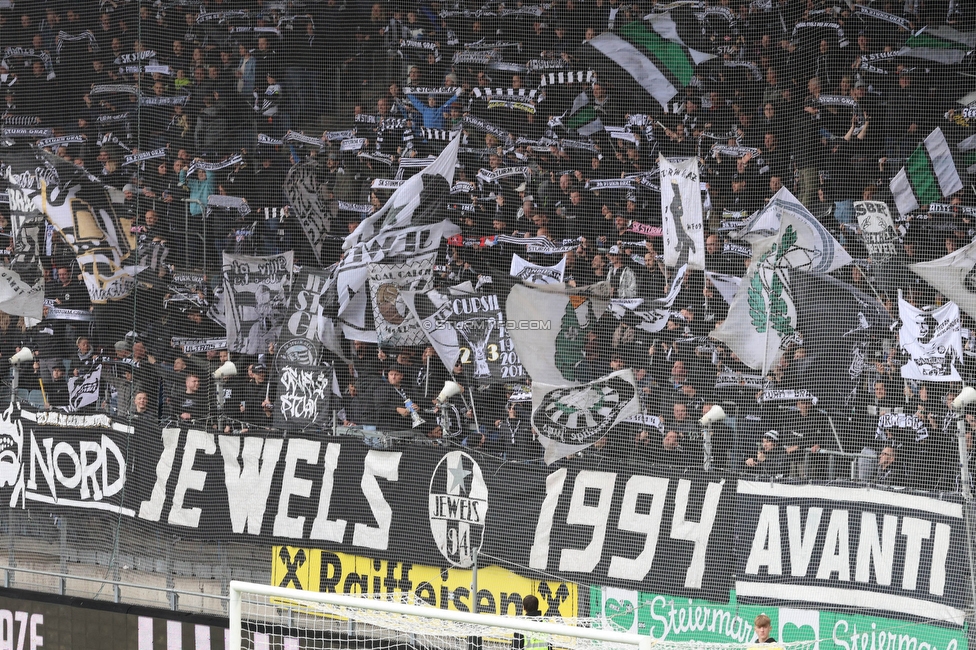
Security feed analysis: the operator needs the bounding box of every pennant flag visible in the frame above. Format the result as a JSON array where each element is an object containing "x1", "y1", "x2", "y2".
[
  {"x1": 733, "y1": 186, "x2": 852, "y2": 273},
  {"x1": 66, "y1": 365, "x2": 101, "y2": 413},
  {"x1": 563, "y1": 92, "x2": 604, "y2": 136},
  {"x1": 791, "y1": 271, "x2": 895, "y2": 410},
  {"x1": 222, "y1": 252, "x2": 294, "y2": 355},
  {"x1": 898, "y1": 295, "x2": 963, "y2": 382},
  {"x1": 0, "y1": 143, "x2": 45, "y2": 319},
  {"x1": 583, "y1": 14, "x2": 714, "y2": 111},
  {"x1": 38, "y1": 152, "x2": 143, "y2": 302},
  {"x1": 507, "y1": 283, "x2": 612, "y2": 386},
  {"x1": 901, "y1": 27, "x2": 976, "y2": 65},
  {"x1": 890, "y1": 128, "x2": 963, "y2": 216},
  {"x1": 532, "y1": 369, "x2": 640, "y2": 464},
  {"x1": 659, "y1": 154, "x2": 705, "y2": 270},
  {"x1": 402, "y1": 283, "x2": 524, "y2": 384},
  {"x1": 368, "y1": 253, "x2": 436, "y2": 347},
  {"x1": 911, "y1": 240, "x2": 976, "y2": 321},
  {"x1": 510, "y1": 254, "x2": 565, "y2": 285}
]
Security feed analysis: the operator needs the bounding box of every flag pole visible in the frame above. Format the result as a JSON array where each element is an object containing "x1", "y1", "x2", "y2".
[
  {"x1": 761, "y1": 261, "x2": 773, "y2": 377},
  {"x1": 854, "y1": 260, "x2": 885, "y2": 305}
]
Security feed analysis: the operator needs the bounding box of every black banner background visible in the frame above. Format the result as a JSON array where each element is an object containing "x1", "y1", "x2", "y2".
[{"x1": 1, "y1": 408, "x2": 968, "y2": 621}]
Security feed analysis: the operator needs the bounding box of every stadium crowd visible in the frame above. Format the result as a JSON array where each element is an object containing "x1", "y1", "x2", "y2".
[{"x1": 0, "y1": 0, "x2": 975, "y2": 493}]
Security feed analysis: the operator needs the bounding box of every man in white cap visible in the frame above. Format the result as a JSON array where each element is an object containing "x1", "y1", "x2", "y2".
[{"x1": 606, "y1": 245, "x2": 636, "y2": 298}]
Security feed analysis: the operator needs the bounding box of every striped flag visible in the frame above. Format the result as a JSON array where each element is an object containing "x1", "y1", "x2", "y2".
[
  {"x1": 889, "y1": 128, "x2": 963, "y2": 216},
  {"x1": 583, "y1": 13, "x2": 714, "y2": 111},
  {"x1": 901, "y1": 26, "x2": 975, "y2": 65}
]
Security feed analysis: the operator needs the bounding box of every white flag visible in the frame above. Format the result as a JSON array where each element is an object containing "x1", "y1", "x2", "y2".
[
  {"x1": 910, "y1": 240, "x2": 976, "y2": 322},
  {"x1": 659, "y1": 154, "x2": 705, "y2": 270},
  {"x1": 510, "y1": 254, "x2": 565, "y2": 285},
  {"x1": 898, "y1": 295, "x2": 963, "y2": 382},
  {"x1": 734, "y1": 187, "x2": 852, "y2": 273},
  {"x1": 532, "y1": 369, "x2": 640, "y2": 464},
  {"x1": 704, "y1": 271, "x2": 742, "y2": 305}
]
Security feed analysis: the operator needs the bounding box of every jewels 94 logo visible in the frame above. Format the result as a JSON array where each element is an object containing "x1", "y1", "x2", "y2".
[
  {"x1": 428, "y1": 451, "x2": 488, "y2": 568},
  {"x1": 532, "y1": 376, "x2": 636, "y2": 445}
]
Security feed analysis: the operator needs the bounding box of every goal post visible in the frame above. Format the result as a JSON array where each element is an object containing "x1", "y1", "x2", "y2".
[{"x1": 229, "y1": 580, "x2": 654, "y2": 650}]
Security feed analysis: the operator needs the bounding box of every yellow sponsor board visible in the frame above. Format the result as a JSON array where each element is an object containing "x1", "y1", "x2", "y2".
[{"x1": 272, "y1": 546, "x2": 578, "y2": 617}]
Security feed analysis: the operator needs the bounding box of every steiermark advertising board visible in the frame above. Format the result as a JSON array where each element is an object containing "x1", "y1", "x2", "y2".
[{"x1": 591, "y1": 586, "x2": 967, "y2": 650}]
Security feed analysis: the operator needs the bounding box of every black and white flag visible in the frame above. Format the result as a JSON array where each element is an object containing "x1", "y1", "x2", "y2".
[
  {"x1": 509, "y1": 254, "x2": 565, "y2": 285},
  {"x1": 222, "y1": 252, "x2": 293, "y2": 355},
  {"x1": 910, "y1": 241, "x2": 976, "y2": 322},
  {"x1": 610, "y1": 265, "x2": 687, "y2": 332},
  {"x1": 283, "y1": 160, "x2": 334, "y2": 264},
  {"x1": 345, "y1": 135, "x2": 460, "y2": 249},
  {"x1": 659, "y1": 154, "x2": 705, "y2": 270},
  {"x1": 854, "y1": 200, "x2": 898, "y2": 263},
  {"x1": 368, "y1": 254, "x2": 436, "y2": 347},
  {"x1": 898, "y1": 295, "x2": 963, "y2": 382},
  {"x1": 0, "y1": 143, "x2": 45, "y2": 318},
  {"x1": 66, "y1": 365, "x2": 101, "y2": 413},
  {"x1": 792, "y1": 271, "x2": 894, "y2": 409},
  {"x1": 38, "y1": 152, "x2": 142, "y2": 302},
  {"x1": 402, "y1": 283, "x2": 525, "y2": 384},
  {"x1": 273, "y1": 364, "x2": 340, "y2": 432},
  {"x1": 336, "y1": 136, "x2": 460, "y2": 341},
  {"x1": 279, "y1": 266, "x2": 349, "y2": 365}
]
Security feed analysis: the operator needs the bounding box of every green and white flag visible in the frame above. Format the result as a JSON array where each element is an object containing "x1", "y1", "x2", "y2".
[
  {"x1": 506, "y1": 283, "x2": 612, "y2": 386},
  {"x1": 890, "y1": 128, "x2": 963, "y2": 216},
  {"x1": 733, "y1": 186, "x2": 852, "y2": 273},
  {"x1": 901, "y1": 26, "x2": 975, "y2": 65},
  {"x1": 584, "y1": 13, "x2": 714, "y2": 111},
  {"x1": 532, "y1": 369, "x2": 640, "y2": 464},
  {"x1": 563, "y1": 92, "x2": 604, "y2": 136},
  {"x1": 712, "y1": 227, "x2": 799, "y2": 375}
]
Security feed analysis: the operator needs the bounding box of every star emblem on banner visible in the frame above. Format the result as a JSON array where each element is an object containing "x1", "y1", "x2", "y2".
[{"x1": 446, "y1": 456, "x2": 470, "y2": 494}]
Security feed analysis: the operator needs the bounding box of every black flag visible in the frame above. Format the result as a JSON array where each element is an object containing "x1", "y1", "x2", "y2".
[{"x1": 792, "y1": 271, "x2": 894, "y2": 410}]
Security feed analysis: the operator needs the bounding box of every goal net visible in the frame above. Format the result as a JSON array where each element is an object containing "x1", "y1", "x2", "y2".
[{"x1": 228, "y1": 581, "x2": 817, "y2": 650}]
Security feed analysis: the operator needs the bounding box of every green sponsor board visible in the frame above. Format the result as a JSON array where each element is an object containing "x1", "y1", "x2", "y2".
[{"x1": 590, "y1": 586, "x2": 967, "y2": 650}]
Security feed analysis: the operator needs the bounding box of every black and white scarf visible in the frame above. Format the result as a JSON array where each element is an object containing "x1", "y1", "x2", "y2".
[{"x1": 186, "y1": 154, "x2": 243, "y2": 175}]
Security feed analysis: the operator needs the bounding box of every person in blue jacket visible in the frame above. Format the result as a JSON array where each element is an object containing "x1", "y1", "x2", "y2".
[{"x1": 406, "y1": 91, "x2": 459, "y2": 129}]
